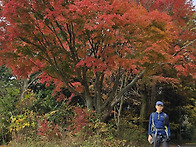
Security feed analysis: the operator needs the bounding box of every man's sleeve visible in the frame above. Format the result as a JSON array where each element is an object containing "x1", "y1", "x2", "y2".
[
  {"x1": 148, "y1": 113, "x2": 152, "y2": 135},
  {"x1": 167, "y1": 115, "x2": 171, "y2": 137}
]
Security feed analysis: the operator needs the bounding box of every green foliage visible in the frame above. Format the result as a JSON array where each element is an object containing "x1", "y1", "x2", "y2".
[
  {"x1": 6, "y1": 105, "x2": 150, "y2": 147},
  {"x1": 9, "y1": 110, "x2": 37, "y2": 133},
  {"x1": 158, "y1": 83, "x2": 196, "y2": 140},
  {"x1": 0, "y1": 65, "x2": 195, "y2": 146},
  {"x1": 181, "y1": 123, "x2": 195, "y2": 140},
  {"x1": 113, "y1": 119, "x2": 148, "y2": 146},
  {"x1": 7, "y1": 115, "x2": 147, "y2": 147},
  {"x1": 0, "y1": 66, "x2": 21, "y2": 144},
  {"x1": 66, "y1": 109, "x2": 149, "y2": 146},
  {"x1": 0, "y1": 65, "x2": 72, "y2": 145},
  {"x1": 32, "y1": 87, "x2": 73, "y2": 128}
]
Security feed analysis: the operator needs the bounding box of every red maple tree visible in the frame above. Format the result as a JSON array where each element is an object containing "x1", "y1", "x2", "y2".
[{"x1": 0, "y1": 0, "x2": 195, "y2": 120}]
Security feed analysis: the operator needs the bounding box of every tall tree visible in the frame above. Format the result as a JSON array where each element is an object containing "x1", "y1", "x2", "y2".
[
  {"x1": 132, "y1": 0, "x2": 196, "y2": 123},
  {"x1": 0, "y1": 0, "x2": 195, "y2": 120}
]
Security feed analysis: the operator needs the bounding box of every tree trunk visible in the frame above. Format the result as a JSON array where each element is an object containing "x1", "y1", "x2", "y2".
[
  {"x1": 102, "y1": 70, "x2": 146, "y2": 122},
  {"x1": 20, "y1": 78, "x2": 28, "y2": 100},
  {"x1": 115, "y1": 96, "x2": 123, "y2": 136},
  {"x1": 147, "y1": 83, "x2": 156, "y2": 115},
  {"x1": 101, "y1": 106, "x2": 113, "y2": 122},
  {"x1": 139, "y1": 94, "x2": 147, "y2": 127},
  {"x1": 20, "y1": 72, "x2": 42, "y2": 100},
  {"x1": 85, "y1": 93, "x2": 93, "y2": 110}
]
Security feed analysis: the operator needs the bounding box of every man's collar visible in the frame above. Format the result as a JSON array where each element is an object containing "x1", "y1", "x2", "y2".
[{"x1": 156, "y1": 111, "x2": 162, "y2": 113}]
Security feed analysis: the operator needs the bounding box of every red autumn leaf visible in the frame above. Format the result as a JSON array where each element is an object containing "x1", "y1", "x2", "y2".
[{"x1": 0, "y1": 0, "x2": 195, "y2": 118}]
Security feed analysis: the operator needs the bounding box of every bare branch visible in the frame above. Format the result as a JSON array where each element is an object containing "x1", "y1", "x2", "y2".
[
  {"x1": 173, "y1": 39, "x2": 196, "y2": 56},
  {"x1": 111, "y1": 69, "x2": 145, "y2": 107}
]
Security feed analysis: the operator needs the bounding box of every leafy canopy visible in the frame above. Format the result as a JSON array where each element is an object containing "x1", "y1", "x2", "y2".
[{"x1": 0, "y1": 0, "x2": 195, "y2": 113}]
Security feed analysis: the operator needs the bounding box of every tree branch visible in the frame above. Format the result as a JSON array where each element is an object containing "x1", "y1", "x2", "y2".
[
  {"x1": 173, "y1": 39, "x2": 196, "y2": 57},
  {"x1": 101, "y1": 67, "x2": 122, "y2": 111},
  {"x1": 111, "y1": 69, "x2": 145, "y2": 107}
]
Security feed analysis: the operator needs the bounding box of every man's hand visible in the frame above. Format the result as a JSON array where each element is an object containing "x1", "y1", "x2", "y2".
[
  {"x1": 148, "y1": 135, "x2": 152, "y2": 143},
  {"x1": 167, "y1": 137, "x2": 170, "y2": 142}
]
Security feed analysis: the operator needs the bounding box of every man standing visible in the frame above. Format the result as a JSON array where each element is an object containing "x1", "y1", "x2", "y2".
[{"x1": 148, "y1": 101, "x2": 171, "y2": 147}]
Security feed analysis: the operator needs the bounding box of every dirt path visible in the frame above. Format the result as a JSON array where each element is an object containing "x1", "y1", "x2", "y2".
[{"x1": 177, "y1": 144, "x2": 196, "y2": 147}]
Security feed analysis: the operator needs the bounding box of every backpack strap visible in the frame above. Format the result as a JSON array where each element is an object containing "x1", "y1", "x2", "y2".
[
  {"x1": 163, "y1": 113, "x2": 169, "y2": 138},
  {"x1": 151, "y1": 112, "x2": 155, "y2": 128},
  {"x1": 151, "y1": 112, "x2": 157, "y2": 136}
]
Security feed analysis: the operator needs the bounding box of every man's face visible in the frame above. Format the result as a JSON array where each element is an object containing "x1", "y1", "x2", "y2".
[{"x1": 155, "y1": 104, "x2": 163, "y2": 112}]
